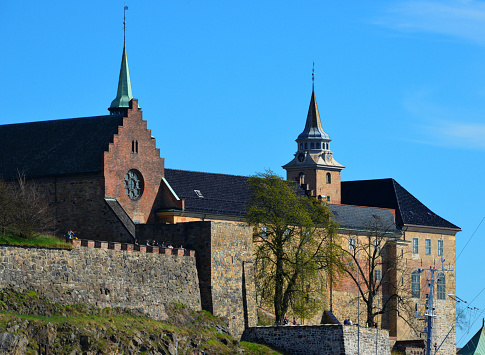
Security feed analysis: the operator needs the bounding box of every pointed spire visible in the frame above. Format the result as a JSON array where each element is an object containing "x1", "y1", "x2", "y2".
[
  {"x1": 297, "y1": 88, "x2": 329, "y2": 140},
  {"x1": 109, "y1": 5, "x2": 133, "y2": 114},
  {"x1": 109, "y1": 45, "x2": 133, "y2": 112}
]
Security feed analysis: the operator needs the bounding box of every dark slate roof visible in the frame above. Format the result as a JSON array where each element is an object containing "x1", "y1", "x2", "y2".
[
  {"x1": 329, "y1": 204, "x2": 399, "y2": 233},
  {"x1": 164, "y1": 169, "x2": 250, "y2": 217},
  {"x1": 341, "y1": 178, "x2": 460, "y2": 230},
  {"x1": 163, "y1": 169, "x2": 401, "y2": 234},
  {"x1": 0, "y1": 115, "x2": 124, "y2": 180}
]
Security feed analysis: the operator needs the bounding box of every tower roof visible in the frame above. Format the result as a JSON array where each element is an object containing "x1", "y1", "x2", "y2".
[
  {"x1": 297, "y1": 89, "x2": 329, "y2": 140},
  {"x1": 109, "y1": 45, "x2": 133, "y2": 110},
  {"x1": 457, "y1": 321, "x2": 485, "y2": 354}
]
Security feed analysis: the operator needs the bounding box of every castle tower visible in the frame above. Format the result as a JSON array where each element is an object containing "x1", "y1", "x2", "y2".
[{"x1": 283, "y1": 87, "x2": 344, "y2": 203}]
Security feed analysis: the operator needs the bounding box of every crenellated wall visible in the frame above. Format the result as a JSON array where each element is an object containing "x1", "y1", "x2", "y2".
[{"x1": 0, "y1": 243, "x2": 201, "y2": 320}]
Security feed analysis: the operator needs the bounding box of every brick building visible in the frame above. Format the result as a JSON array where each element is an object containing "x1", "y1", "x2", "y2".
[{"x1": 0, "y1": 41, "x2": 460, "y2": 350}]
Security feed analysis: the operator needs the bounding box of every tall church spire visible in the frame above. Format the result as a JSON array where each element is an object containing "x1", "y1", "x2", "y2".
[
  {"x1": 109, "y1": 6, "x2": 133, "y2": 115},
  {"x1": 109, "y1": 45, "x2": 133, "y2": 114}
]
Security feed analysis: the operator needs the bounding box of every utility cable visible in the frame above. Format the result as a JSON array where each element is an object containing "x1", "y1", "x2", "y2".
[{"x1": 456, "y1": 216, "x2": 485, "y2": 261}]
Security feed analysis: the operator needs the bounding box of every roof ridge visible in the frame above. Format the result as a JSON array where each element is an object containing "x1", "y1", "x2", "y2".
[
  {"x1": 335, "y1": 203, "x2": 396, "y2": 212},
  {"x1": 2, "y1": 114, "x2": 121, "y2": 127},
  {"x1": 165, "y1": 168, "x2": 249, "y2": 179}
]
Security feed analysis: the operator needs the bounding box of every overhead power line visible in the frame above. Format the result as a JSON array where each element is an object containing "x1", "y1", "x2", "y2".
[{"x1": 456, "y1": 216, "x2": 485, "y2": 262}]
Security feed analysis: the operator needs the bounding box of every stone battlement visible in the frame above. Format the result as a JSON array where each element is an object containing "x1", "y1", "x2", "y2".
[{"x1": 71, "y1": 239, "x2": 195, "y2": 257}]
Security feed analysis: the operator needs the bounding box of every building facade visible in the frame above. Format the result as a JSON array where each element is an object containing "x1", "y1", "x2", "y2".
[{"x1": 0, "y1": 41, "x2": 460, "y2": 351}]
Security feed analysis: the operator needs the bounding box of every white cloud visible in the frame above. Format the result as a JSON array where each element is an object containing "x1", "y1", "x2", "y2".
[
  {"x1": 374, "y1": 0, "x2": 485, "y2": 44},
  {"x1": 402, "y1": 89, "x2": 485, "y2": 149},
  {"x1": 423, "y1": 120, "x2": 485, "y2": 149}
]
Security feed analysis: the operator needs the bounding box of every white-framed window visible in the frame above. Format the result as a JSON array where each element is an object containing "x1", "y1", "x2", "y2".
[
  {"x1": 349, "y1": 237, "x2": 356, "y2": 251},
  {"x1": 374, "y1": 239, "x2": 381, "y2": 253},
  {"x1": 437, "y1": 273, "x2": 446, "y2": 300},
  {"x1": 412, "y1": 238, "x2": 419, "y2": 254},
  {"x1": 375, "y1": 269, "x2": 381, "y2": 282},
  {"x1": 261, "y1": 226, "x2": 268, "y2": 239},
  {"x1": 438, "y1": 239, "x2": 444, "y2": 256},
  {"x1": 411, "y1": 270, "x2": 420, "y2": 298},
  {"x1": 425, "y1": 239, "x2": 431, "y2": 255}
]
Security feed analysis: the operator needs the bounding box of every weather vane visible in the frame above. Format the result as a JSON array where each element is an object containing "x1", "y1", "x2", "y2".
[
  {"x1": 124, "y1": 4, "x2": 129, "y2": 45},
  {"x1": 312, "y1": 62, "x2": 315, "y2": 89}
]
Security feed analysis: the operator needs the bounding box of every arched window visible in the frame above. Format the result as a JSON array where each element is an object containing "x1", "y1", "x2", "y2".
[
  {"x1": 316, "y1": 142, "x2": 320, "y2": 149},
  {"x1": 326, "y1": 172, "x2": 331, "y2": 184},
  {"x1": 299, "y1": 172, "x2": 305, "y2": 185},
  {"x1": 300, "y1": 143, "x2": 303, "y2": 150},
  {"x1": 437, "y1": 273, "x2": 445, "y2": 300},
  {"x1": 310, "y1": 142, "x2": 314, "y2": 149},
  {"x1": 411, "y1": 271, "x2": 420, "y2": 298},
  {"x1": 304, "y1": 143, "x2": 308, "y2": 149}
]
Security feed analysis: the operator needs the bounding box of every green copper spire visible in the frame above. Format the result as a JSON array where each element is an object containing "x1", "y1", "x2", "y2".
[{"x1": 109, "y1": 45, "x2": 133, "y2": 113}]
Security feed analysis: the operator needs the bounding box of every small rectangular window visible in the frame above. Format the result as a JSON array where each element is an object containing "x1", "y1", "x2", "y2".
[
  {"x1": 374, "y1": 239, "x2": 381, "y2": 253},
  {"x1": 349, "y1": 237, "x2": 356, "y2": 251},
  {"x1": 438, "y1": 239, "x2": 444, "y2": 256},
  {"x1": 425, "y1": 239, "x2": 431, "y2": 255},
  {"x1": 326, "y1": 196, "x2": 331, "y2": 202},
  {"x1": 375, "y1": 269, "x2": 381, "y2": 282},
  {"x1": 412, "y1": 238, "x2": 419, "y2": 254}
]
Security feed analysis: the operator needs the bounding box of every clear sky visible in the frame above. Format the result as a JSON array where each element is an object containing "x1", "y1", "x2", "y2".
[{"x1": 2, "y1": 0, "x2": 484, "y2": 346}]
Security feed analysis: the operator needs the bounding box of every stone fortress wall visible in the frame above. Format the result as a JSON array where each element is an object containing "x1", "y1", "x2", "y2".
[
  {"x1": 241, "y1": 324, "x2": 390, "y2": 355},
  {"x1": 136, "y1": 221, "x2": 258, "y2": 337},
  {"x1": 0, "y1": 242, "x2": 201, "y2": 321}
]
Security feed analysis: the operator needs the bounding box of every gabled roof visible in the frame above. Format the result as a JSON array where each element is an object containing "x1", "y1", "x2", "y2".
[
  {"x1": 457, "y1": 323, "x2": 485, "y2": 354},
  {"x1": 163, "y1": 169, "x2": 400, "y2": 234},
  {"x1": 341, "y1": 178, "x2": 460, "y2": 230},
  {"x1": 0, "y1": 115, "x2": 124, "y2": 180}
]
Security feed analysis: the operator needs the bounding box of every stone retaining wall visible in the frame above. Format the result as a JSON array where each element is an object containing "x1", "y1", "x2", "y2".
[
  {"x1": 0, "y1": 243, "x2": 201, "y2": 320},
  {"x1": 241, "y1": 324, "x2": 390, "y2": 355}
]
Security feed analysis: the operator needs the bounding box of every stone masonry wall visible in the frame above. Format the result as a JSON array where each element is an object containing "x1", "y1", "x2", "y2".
[
  {"x1": 242, "y1": 324, "x2": 390, "y2": 355},
  {"x1": 0, "y1": 244, "x2": 201, "y2": 320},
  {"x1": 136, "y1": 221, "x2": 257, "y2": 338},
  {"x1": 33, "y1": 174, "x2": 133, "y2": 242}
]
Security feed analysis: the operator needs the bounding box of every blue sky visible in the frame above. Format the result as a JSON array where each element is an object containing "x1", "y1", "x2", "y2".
[{"x1": 2, "y1": 0, "x2": 484, "y2": 346}]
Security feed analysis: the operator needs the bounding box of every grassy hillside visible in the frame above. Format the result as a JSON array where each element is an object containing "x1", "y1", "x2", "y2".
[
  {"x1": 0, "y1": 289, "x2": 282, "y2": 355},
  {"x1": 0, "y1": 229, "x2": 72, "y2": 249}
]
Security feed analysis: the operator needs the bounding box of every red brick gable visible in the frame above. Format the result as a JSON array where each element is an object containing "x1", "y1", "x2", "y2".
[{"x1": 104, "y1": 99, "x2": 164, "y2": 224}]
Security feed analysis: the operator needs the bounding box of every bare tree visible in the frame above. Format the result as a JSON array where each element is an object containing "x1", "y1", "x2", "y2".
[
  {"x1": 339, "y1": 218, "x2": 418, "y2": 331},
  {"x1": 0, "y1": 175, "x2": 52, "y2": 238}
]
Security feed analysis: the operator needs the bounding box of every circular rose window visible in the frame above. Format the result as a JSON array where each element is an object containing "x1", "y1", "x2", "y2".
[{"x1": 124, "y1": 170, "x2": 143, "y2": 200}]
